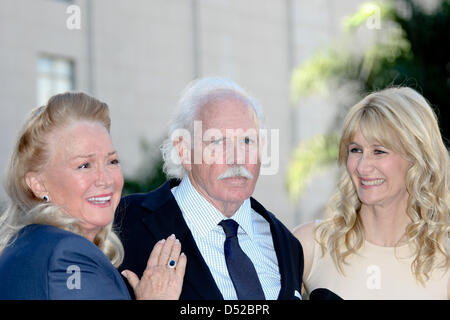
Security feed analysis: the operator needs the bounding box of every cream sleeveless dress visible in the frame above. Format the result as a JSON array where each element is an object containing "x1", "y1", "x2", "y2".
[{"x1": 304, "y1": 231, "x2": 448, "y2": 300}]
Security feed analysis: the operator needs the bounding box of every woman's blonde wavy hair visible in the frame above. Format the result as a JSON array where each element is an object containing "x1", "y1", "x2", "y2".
[
  {"x1": 315, "y1": 86, "x2": 449, "y2": 285},
  {"x1": 0, "y1": 92, "x2": 124, "y2": 267}
]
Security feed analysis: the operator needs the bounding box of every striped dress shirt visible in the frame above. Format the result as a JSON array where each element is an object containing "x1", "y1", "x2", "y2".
[{"x1": 172, "y1": 176, "x2": 281, "y2": 300}]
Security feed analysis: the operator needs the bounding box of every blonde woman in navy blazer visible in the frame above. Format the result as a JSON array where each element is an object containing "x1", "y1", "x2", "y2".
[{"x1": 0, "y1": 92, "x2": 186, "y2": 299}]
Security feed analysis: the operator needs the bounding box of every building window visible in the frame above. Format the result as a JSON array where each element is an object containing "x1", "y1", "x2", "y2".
[{"x1": 37, "y1": 55, "x2": 75, "y2": 106}]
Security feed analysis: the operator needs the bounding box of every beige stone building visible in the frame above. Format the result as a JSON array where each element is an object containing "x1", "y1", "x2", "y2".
[{"x1": 0, "y1": 0, "x2": 374, "y2": 229}]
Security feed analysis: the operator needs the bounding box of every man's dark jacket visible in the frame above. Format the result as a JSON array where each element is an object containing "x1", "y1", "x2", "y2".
[{"x1": 115, "y1": 179, "x2": 304, "y2": 300}]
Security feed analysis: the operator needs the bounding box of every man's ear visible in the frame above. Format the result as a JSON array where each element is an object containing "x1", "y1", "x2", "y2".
[
  {"x1": 174, "y1": 136, "x2": 192, "y2": 171},
  {"x1": 25, "y1": 172, "x2": 47, "y2": 199}
]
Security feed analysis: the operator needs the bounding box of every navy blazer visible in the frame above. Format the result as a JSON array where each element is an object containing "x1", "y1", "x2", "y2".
[
  {"x1": 115, "y1": 179, "x2": 304, "y2": 300},
  {"x1": 0, "y1": 224, "x2": 130, "y2": 300}
]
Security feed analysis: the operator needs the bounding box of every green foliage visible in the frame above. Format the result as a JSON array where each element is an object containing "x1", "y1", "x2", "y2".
[
  {"x1": 367, "y1": 0, "x2": 450, "y2": 142},
  {"x1": 290, "y1": 50, "x2": 355, "y2": 102},
  {"x1": 291, "y1": 1, "x2": 413, "y2": 101},
  {"x1": 288, "y1": 0, "x2": 450, "y2": 201},
  {"x1": 343, "y1": 1, "x2": 394, "y2": 31},
  {"x1": 286, "y1": 134, "x2": 339, "y2": 201},
  {"x1": 122, "y1": 138, "x2": 168, "y2": 196}
]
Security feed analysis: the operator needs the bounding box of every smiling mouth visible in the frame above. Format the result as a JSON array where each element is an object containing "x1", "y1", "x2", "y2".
[
  {"x1": 87, "y1": 194, "x2": 113, "y2": 206},
  {"x1": 360, "y1": 178, "x2": 385, "y2": 186}
]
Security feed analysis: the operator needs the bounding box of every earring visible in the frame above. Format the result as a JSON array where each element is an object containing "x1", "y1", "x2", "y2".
[{"x1": 42, "y1": 195, "x2": 49, "y2": 202}]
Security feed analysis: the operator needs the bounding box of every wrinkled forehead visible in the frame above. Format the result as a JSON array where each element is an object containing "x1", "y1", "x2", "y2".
[
  {"x1": 197, "y1": 97, "x2": 259, "y2": 131},
  {"x1": 46, "y1": 121, "x2": 113, "y2": 162}
]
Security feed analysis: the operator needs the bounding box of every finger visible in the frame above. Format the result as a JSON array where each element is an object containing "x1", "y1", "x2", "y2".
[
  {"x1": 158, "y1": 234, "x2": 176, "y2": 266},
  {"x1": 146, "y1": 239, "x2": 165, "y2": 269},
  {"x1": 121, "y1": 270, "x2": 139, "y2": 291},
  {"x1": 175, "y1": 252, "x2": 187, "y2": 281},
  {"x1": 168, "y1": 238, "x2": 182, "y2": 267}
]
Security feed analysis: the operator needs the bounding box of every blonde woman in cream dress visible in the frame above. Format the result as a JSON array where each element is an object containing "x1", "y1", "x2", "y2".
[{"x1": 294, "y1": 87, "x2": 449, "y2": 300}]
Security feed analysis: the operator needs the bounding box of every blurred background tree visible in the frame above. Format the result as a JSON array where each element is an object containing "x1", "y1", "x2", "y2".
[
  {"x1": 287, "y1": 0, "x2": 449, "y2": 201},
  {"x1": 122, "y1": 137, "x2": 168, "y2": 196}
]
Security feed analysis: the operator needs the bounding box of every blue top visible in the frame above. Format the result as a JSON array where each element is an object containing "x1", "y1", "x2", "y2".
[{"x1": 0, "y1": 224, "x2": 130, "y2": 300}]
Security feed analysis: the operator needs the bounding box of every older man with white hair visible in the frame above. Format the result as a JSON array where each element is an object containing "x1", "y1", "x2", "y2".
[{"x1": 115, "y1": 77, "x2": 304, "y2": 300}]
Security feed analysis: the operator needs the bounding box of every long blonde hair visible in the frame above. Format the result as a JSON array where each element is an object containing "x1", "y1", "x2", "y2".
[
  {"x1": 0, "y1": 92, "x2": 124, "y2": 267},
  {"x1": 316, "y1": 87, "x2": 449, "y2": 285}
]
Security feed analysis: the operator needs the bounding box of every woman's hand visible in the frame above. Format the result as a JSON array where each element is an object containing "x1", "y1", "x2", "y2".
[{"x1": 121, "y1": 234, "x2": 187, "y2": 300}]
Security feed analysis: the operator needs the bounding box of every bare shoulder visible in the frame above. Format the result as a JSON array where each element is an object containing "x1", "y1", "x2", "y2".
[
  {"x1": 292, "y1": 221, "x2": 318, "y2": 281},
  {"x1": 293, "y1": 221, "x2": 316, "y2": 246}
]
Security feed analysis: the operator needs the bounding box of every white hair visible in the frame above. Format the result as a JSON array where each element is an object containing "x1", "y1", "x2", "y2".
[{"x1": 161, "y1": 77, "x2": 267, "y2": 179}]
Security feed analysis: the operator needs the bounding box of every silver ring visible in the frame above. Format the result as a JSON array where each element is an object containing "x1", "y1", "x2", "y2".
[{"x1": 168, "y1": 259, "x2": 176, "y2": 269}]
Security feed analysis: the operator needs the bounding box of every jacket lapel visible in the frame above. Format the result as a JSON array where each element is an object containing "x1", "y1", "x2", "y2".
[
  {"x1": 250, "y1": 197, "x2": 292, "y2": 300},
  {"x1": 137, "y1": 181, "x2": 297, "y2": 300},
  {"x1": 140, "y1": 180, "x2": 223, "y2": 300}
]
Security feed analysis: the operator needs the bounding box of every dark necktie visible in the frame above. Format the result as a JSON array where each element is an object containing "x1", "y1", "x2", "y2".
[{"x1": 218, "y1": 219, "x2": 265, "y2": 300}]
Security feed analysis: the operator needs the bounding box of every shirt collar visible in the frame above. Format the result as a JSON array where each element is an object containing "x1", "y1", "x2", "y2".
[
  {"x1": 229, "y1": 197, "x2": 254, "y2": 240},
  {"x1": 173, "y1": 176, "x2": 254, "y2": 239}
]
